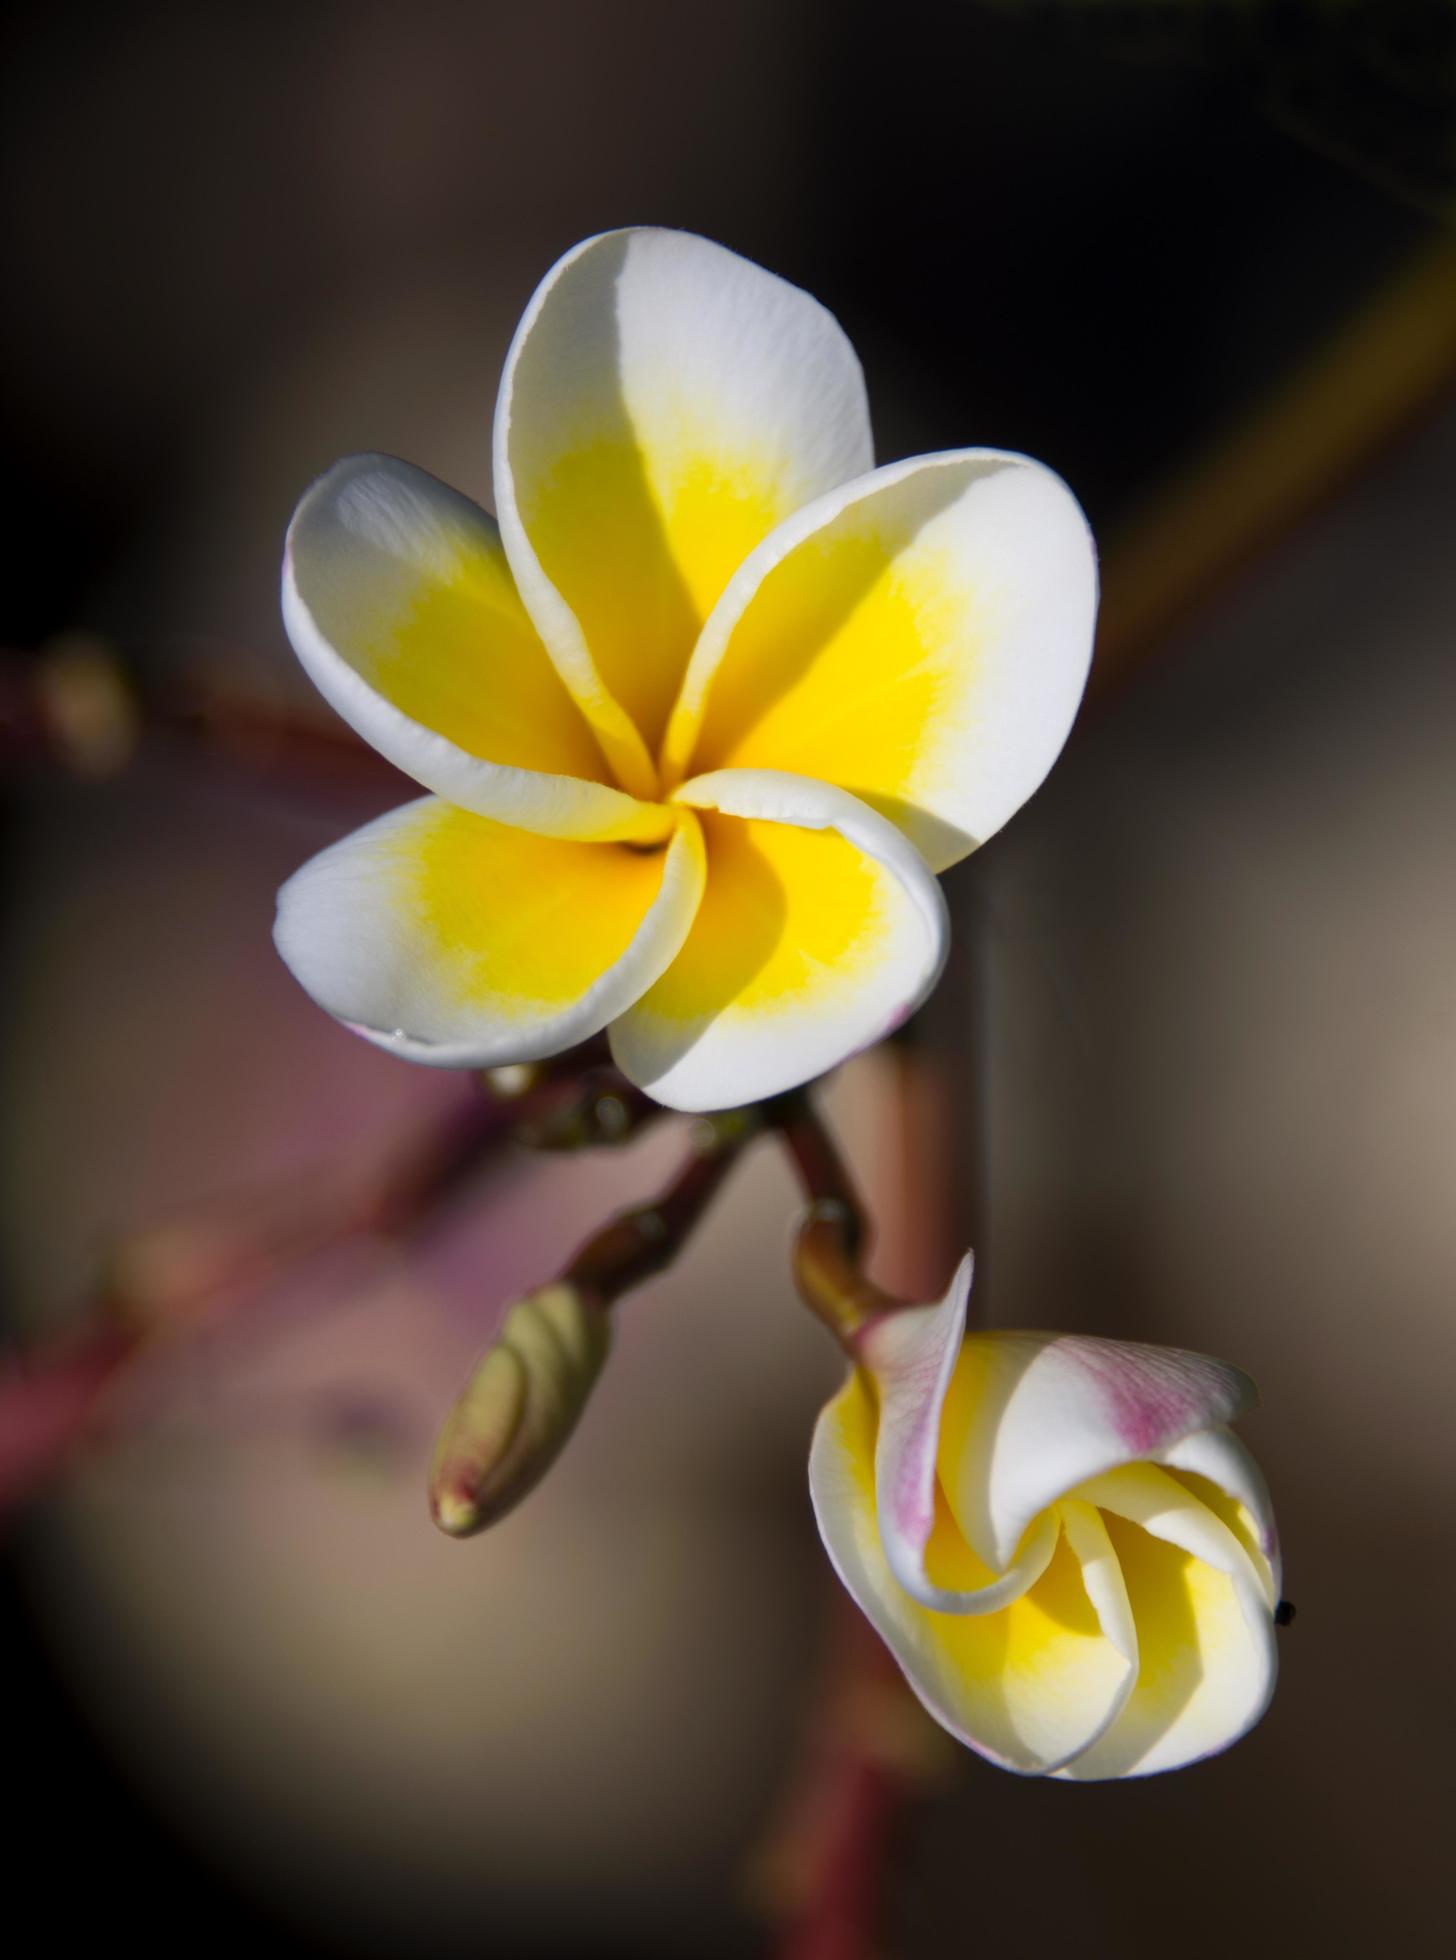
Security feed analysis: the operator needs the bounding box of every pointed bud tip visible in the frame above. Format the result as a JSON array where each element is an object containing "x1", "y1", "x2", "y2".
[
  {"x1": 430, "y1": 1482, "x2": 483, "y2": 1538},
  {"x1": 427, "y1": 1283, "x2": 612, "y2": 1539}
]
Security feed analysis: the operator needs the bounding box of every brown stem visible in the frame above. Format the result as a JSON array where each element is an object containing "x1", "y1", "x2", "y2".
[
  {"x1": 512, "y1": 1064, "x2": 663, "y2": 1154},
  {"x1": 563, "y1": 1107, "x2": 759, "y2": 1306},
  {"x1": 767, "y1": 1090, "x2": 898, "y2": 1348}
]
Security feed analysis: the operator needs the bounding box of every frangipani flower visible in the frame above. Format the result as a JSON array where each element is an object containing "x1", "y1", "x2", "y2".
[
  {"x1": 275, "y1": 229, "x2": 1097, "y2": 1110},
  {"x1": 810, "y1": 1258, "x2": 1281, "y2": 1779}
]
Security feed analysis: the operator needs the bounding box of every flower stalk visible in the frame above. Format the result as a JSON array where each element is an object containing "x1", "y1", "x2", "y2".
[
  {"x1": 429, "y1": 1104, "x2": 761, "y2": 1535},
  {"x1": 769, "y1": 1089, "x2": 898, "y2": 1348},
  {"x1": 561, "y1": 1105, "x2": 761, "y2": 1305}
]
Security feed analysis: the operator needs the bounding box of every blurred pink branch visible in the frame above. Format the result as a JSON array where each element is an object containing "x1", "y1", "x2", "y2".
[
  {"x1": 0, "y1": 1057, "x2": 658, "y2": 1525},
  {"x1": 0, "y1": 1324, "x2": 133, "y2": 1516},
  {"x1": 753, "y1": 1602, "x2": 949, "y2": 1960},
  {"x1": 0, "y1": 1000, "x2": 943, "y2": 1946}
]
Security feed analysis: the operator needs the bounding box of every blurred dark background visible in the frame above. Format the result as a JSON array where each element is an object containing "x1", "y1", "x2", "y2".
[{"x1": 3, "y1": 3, "x2": 1454, "y2": 1956}]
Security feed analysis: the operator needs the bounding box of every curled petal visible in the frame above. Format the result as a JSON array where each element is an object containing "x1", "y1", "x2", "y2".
[
  {"x1": 1159, "y1": 1423, "x2": 1282, "y2": 1605},
  {"x1": 1056, "y1": 1465, "x2": 1278, "y2": 1780},
  {"x1": 810, "y1": 1374, "x2": 1134, "y2": 1775},
  {"x1": 855, "y1": 1256, "x2": 1054, "y2": 1614},
  {"x1": 609, "y1": 769, "x2": 947, "y2": 1112},
  {"x1": 665, "y1": 449, "x2": 1097, "y2": 868},
  {"x1": 1059, "y1": 1498, "x2": 1138, "y2": 1666},
  {"x1": 1073, "y1": 1462, "x2": 1269, "y2": 1599},
  {"x1": 275, "y1": 797, "x2": 704, "y2": 1067},
  {"x1": 938, "y1": 1330, "x2": 1256, "y2": 1573},
  {"x1": 856, "y1": 1259, "x2": 970, "y2": 1605},
  {"x1": 494, "y1": 228, "x2": 873, "y2": 781},
  {"x1": 283, "y1": 454, "x2": 669, "y2": 843}
]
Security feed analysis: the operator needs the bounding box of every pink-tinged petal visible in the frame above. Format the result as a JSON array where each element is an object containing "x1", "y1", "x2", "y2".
[
  {"x1": 809, "y1": 1372, "x2": 1132, "y2": 1775},
  {"x1": 856, "y1": 1256, "x2": 1053, "y2": 1613},
  {"x1": 938, "y1": 1331, "x2": 1256, "y2": 1572},
  {"x1": 856, "y1": 1257, "x2": 969, "y2": 1583}
]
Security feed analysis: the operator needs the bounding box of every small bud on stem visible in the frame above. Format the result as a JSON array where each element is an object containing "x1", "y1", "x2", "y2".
[
  {"x1": 430, "y1": 1106, "x2": 760, "y2": 1538},
  {"x1": 430, "y1": 1283, "x2": 610, "y2": 1537}
]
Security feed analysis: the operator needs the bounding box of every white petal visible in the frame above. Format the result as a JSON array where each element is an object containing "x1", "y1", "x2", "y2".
[
  {"x1": 274, "y1": 796, "x2": 704, "y2": 1067},
  {"x1": 609, "y1": 769, "x2": 947, "y2": 1111},
  {"x1": 283, "y1": 455, "x2": 668, "y2": 843},
  {"x1": 664, "y1": 449, "x2": 1097, "y2": 869},
  {"x1": 1159, "y1": 1423, "x2": 1282, "y2": 1606},
  {"x1": 810, "y1": 1374, "x2": 1134, "y2": 1775},
  {"x1": 1057, "y1": 1467, "x2": 1277, "y2": 1780},
  {"x1": 856, "y1": 1257, "x2": 1056, "y2": 1614},
  {"x1": 860, "y1": 1258, "x2": 969, "y2": 1600},
  {"x1": 493, "y1": 228, "x2": 873, "y2": 780},
  {"x1": 938, "y1": 1331, "x2": 1257, "y2": 1572},
  {"x1": 1059, "y1": 1498, "x2": 1139, "y2": 1665}
]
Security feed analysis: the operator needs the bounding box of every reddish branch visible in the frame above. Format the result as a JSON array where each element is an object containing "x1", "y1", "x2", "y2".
[
  {"x1": 0, "y1": 1325, "x2": 135, "y2": 1517},
  {"x1": 754, "y1": 1603, "x2": 949, "y2": 1960},
  {"x1": 1, "y1": 641, "x2": 400, "y2": 795},
  {"x1": 2, "y1": 1041, "x2": 933, "y2": 1959},
  {"x1": 760, "y1": 1087, "x2": 945, "y2": 1960},
  {"x1": 769, "y1": 1088, "x2": 897, "y2": 1349},
  {"x1": 0, "y1": 1067, "x2": 602, "y2": 1521},
  {"x1": 0, "y1": 1051, "x2": 689, "y2": 1522},
  {"x1": 562, "y1": 1105, "x2": 759, "y2": 1305}
]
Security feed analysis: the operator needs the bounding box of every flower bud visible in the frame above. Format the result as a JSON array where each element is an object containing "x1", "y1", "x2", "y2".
[
  {"x1": 810, "y1": 1254, "x2": 1283, "y2": 1779},
  {"x1": 429, "y1": 1283, "x2": 610, "y2": 1537}
]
